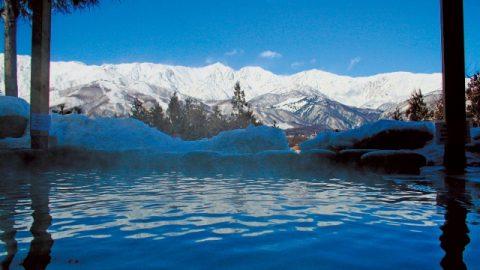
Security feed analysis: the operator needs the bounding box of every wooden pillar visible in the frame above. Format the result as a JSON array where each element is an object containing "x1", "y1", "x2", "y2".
[
  {"x1": 30, "y1": 0, "x2": 52, "y2": 150},
  {"x1": 441, "y1": 0, "x2": 467, "y2": 173},
  {"x1": 3, "y1": 0, "x2": 19, "y2": 97}
]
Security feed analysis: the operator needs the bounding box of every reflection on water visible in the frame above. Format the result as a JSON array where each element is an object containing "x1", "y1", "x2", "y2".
[
  {"x1": 437, "y1": 176, "x2": 471, "y2": 270},
  {"x1": 0, "y1": 168, "x2": 479, "y2": 270},
  {"x1": 0, "y1": 175, "x2": 53, "y2": 270},
  {"x1": 21, "y1": 178, "x2": 53, "y2": 270}
]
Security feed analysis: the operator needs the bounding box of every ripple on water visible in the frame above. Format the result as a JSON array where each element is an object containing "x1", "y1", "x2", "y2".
[{"x1": 0, "y1": 169, "x2": 479, "y2": 270}]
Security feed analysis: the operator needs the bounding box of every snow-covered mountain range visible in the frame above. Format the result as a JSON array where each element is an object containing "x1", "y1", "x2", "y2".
[{"x1": 0, "y1": 54, "x2": 444, "y2": 130}]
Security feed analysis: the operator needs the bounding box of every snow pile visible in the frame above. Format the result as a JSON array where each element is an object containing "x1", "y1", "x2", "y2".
[
  {"x1": 49, "y1": 114, "x2": 288, "y2": 153},
  {"x1": 50, "y1": 114, "x2": 182, "y2": 151},
  {"x1": 205, "y1": 125, "x2": 289, "y2": 154},
  {"x1": 0, "y1": 97, "x2": 289, "y2": 153},
  {"x1": 301, "y1": 120, "x2": 434, "y2": 151},
  {"x1": 0, "y1": 96, "x2": 29, "y2": 118}
]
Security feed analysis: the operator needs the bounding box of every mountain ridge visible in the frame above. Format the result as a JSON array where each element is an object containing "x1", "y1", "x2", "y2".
[{"x1": 0, "y1": 54, "x2": 448, "y2": 130}]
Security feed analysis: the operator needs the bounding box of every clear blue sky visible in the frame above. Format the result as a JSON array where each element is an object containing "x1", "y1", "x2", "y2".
[{"x1": 3, "y1": 0, "x2": 480, "y2": 76}]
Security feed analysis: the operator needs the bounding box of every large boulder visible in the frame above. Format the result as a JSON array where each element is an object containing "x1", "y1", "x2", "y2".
[
  {"x1": 353, "y1": 129, "x2": 433, "y2": 150},
  {"x1": 338, "y1": 149, "x2": 378, "y2": 163},
  {"x1": 0, "y1": 96, "x2": 30, "y2": 139},
  {"x1": 360, "y1": 150, "x2": 427, "y2": 174},
  {"x1": 300, "y1": 120, "x2": 434, "y2": 152},
  {"x1": 0, "y1": 115, "x2": 28, "y2": 138}
]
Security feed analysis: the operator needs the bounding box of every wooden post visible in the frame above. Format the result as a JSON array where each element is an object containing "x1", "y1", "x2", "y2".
[
  {"x1": 30, "y1": 0, "x2": 52, "y2": 150},
  {"x1": 441, "y1": 0, "x2": 467, "y2": 173},
  {"x1": 2, "y1": 0, "x2": 19, "y2": 97}
]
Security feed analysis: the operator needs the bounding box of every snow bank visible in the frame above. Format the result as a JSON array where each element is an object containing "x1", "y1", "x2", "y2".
[
  {"x1": 50, "y1": 115, "x2": 288, "y2": 153},
  {"x1": 0, "y1": 97, "x2": 289, "y2": 154},
  {"x1": 50, "y1": 114, "x2": 183, "y2": 151},
  {"x1": 205, "y1": 125, "x2": 289, "y2": 154},
  {"x1": 0, "y1": 96, "x2": 29, "y2": 118},
  {"x1": 301, "y1": 120, "x2": 434, "y2": 151}
]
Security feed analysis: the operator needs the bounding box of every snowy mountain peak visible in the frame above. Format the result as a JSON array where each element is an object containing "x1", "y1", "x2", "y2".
[{"x1": 0, "y1": 54, "x2": 448, "y2": 130}]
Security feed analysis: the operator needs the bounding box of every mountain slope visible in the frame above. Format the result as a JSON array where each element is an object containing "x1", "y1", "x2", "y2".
[
  {"x1": 1, "y1": 54, "x2": 444, "y2": 109},
  {"x1": 0, "y1": 54, "x2": 448, "y2": 129}
]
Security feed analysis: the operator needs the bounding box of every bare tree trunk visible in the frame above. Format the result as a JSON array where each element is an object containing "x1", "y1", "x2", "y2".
[
  {"x1": 2, "y1": 0, "x2": 19, "y2": 97},
  {"x1": 30, "y1": 0, "x2": 52, "y2": 150}
]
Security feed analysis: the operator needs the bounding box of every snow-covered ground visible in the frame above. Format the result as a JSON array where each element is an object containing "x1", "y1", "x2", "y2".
[
  {"x1": 0, "y1": 97, "x2": 289, "y2": 154},
  {"x1": 301, "y1": 119, "x2": 480, "y2": 165},
  {"x1": 1, "y1": 96, "x2": 478, "y2": 167}
]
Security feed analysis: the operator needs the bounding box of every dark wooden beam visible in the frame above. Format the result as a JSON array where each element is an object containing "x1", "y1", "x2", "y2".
[
  {"x1": 30, "y1": 0, "x2": 52, "y2": 150},
  {"x1": 441, "y1": 0, "x2": 467, "y2": 173}
]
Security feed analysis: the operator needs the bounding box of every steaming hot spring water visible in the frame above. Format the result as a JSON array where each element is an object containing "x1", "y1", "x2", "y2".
[{"x1": 1, "y1": 163, "x2": 480, "y2": 270}]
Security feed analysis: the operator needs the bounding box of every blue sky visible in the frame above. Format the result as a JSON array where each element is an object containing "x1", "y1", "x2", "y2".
[{"x1": 2, "y1": 0, "x2": 480, "y2": 76}]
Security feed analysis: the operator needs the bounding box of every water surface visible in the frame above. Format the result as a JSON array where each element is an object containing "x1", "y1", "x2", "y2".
[{"x1": 1, "y1": 168, "x2": 479, "y2": 269}]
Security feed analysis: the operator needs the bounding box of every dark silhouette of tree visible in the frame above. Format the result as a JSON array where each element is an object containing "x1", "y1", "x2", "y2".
[
  {"x1": 207, "y1": 105, "x2": 228, "y2": 137},
  {"x1": 391, "y1": 107, "x2": 403, "y2": 121},
  {"x1": 433, "y1": 95, "x2": 445, "y2": 121},
  {"x1": 130, "y1": 83, "x2": 264, "y2": 140},
  {"x1": 230, "y1": 81, "x2": 260, "y2": 128},
  {"x1": 405, "y1": 89, "x2": 431, "y2": 121},
  {"x1": 182, "y1": 98, "x2": 209, "y2": 140},
  {"x1": 148, "y1": 101, "x2": 169, "y2": 131},
  {"x1": 130, "y1": 98, "x2": 149, "y2": 123},
  {"x1": 166, "y1": 92, "x2": 184, "y2": 137},
  {"x1": 466, "y1": 73, "x2": 480, "y2": 126}
]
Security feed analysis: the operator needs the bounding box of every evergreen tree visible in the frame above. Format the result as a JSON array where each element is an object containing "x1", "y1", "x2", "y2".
[
  {"x1": 405, "y1": 89, "x2": 431, "y2": 121},
  {"x1": 207, "y1": 105, "x2": 228, "y2": 137},
  {"x1": 230, "y1": 81, "x2": 260, "y2": 128},
  {"x1": 183, "y1": 98, "x2": 209, "y2": 140},
  {"x1": 167, "y1": 92, "x2": 185, "y2": 137},
  {"x1": 148, "y1": 101, "x2": 169, "y2": 132},
  {"x1": 466, "y1": 73, "x2": 480, "y2": 126},
  {"x1": 391, "y1": 108, "x2": 403, "y2": 121},
  {"x1": 130, "y1": 98, "x2": 149, "y2": 123},
  {"x1": 432, "y1": 95, "x2": 445, "y2": 121}
]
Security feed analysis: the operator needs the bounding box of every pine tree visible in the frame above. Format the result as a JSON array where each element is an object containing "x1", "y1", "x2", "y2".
[
  {"x1": 230, "y1": 81, "x2": 260, "y2": 128},
  {"x1": 167, "y1": 92, "x2": 185, "y2": 137},
  {"x1": 130, "y1": 98, "x2": 149, "y2": 123},
  {"x1": 148, "y1": 101, "x2": 169, "y2": 132},
  {"x1": 182, "y1": 98, "x2": 209, "y2": 140},
  {"x1": 466, "y1": 73, "x2": 480, "y2": 126},
  {"x1": 391, "y1": 108, "x2": 403, "y2": 121},
  {"x1": 432, "y1": 95, "x2": 445, "y2": 121},
  {"x1": 405, "y1": 89, "x2": 431, "y2": 121},
  {"x1": 207, "y1": 105, "x2": 228, "y2": 137}
]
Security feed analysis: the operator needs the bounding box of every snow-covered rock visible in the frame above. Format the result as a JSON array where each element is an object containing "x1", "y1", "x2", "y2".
[
  {"x1": 360, "y1": 150, "x2": 427, "y2": 174},
  {"x1": 300, "y1": 120, "x2": 434, "y2": 151},
  {"x1": 0, "y1": 96, "x2": 29, "y2": 118},
  {"x1": 0, "y1": 96, "x2": 29, "y2": 139}
]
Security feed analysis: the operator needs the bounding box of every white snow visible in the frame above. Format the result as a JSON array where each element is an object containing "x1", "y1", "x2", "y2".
[
  {"x1": 300, "y1": 120, "x2": 434, "y2": 151},
  {"x1": 0, "y1": 96, "x2": 289, "y2": 153},
  {"x1": 0, "y1": 96, "x2": 29, "y2": 118},
  {"x1": 0, "y1": 54, "x2": 445, "y2": 111}
]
